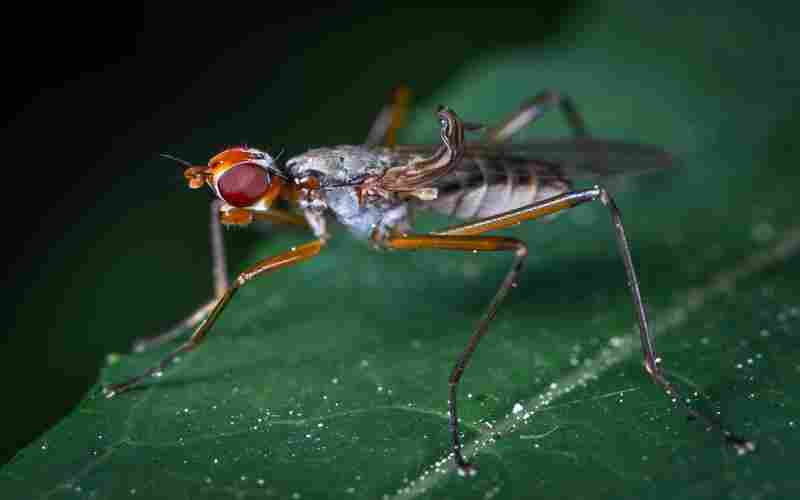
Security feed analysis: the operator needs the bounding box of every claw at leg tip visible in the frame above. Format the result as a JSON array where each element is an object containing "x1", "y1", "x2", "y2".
[
  {"x1": 726, "y1": 432, "x2": 756, "y2": 455},
  {"x1": 132, "y1": 339, "x2": 148, "y2": 353},
  {"x1": 734, "y1": 439, "x2": 757, "y2": 456},
  {"x1": 456, "y1": 463, "x2": 478, "y2": 478}
]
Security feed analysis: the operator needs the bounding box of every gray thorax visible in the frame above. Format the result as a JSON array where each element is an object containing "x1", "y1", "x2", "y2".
[{"x1": 286, "y1": 146, "x2": 411, "y2": 243}]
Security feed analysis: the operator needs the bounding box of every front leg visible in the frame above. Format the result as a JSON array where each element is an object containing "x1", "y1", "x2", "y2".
[
  {"x1": 104, "y1": 238, "x2": 326, "y2": 397},
  {"x1": 132, "y1": 200, "x2": 230, "y2": 352},
  {"x1": 132, "y1": 203, "x2": 308, "y2": 352}
]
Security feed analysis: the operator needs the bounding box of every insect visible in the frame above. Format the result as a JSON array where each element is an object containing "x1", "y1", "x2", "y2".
[{"x1": 104, "y1": 88, "x2": 754, "y2": 474}]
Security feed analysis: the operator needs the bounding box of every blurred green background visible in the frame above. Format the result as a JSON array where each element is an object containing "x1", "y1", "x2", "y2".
[{"x1": 4, "y1": 3, "x2": 800, "y2": 499}]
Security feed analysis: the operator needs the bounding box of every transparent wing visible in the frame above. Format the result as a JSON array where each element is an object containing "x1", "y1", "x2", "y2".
[{"x1": 391, "y1": 138, "x2": 680, "y2": 181}]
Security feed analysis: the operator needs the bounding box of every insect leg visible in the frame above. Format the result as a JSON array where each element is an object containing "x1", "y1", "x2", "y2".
[
  {"x1": 131, "y1": 200, "x2": 231, "y2": 352},
  {"x1": 364, "y1": 85, "x2": 412, "y2": 147},
  {"x1": 385, "y1": 233, "x2": 528, "y2": 475},
  {"x1": 253, "y1": 209, "x2": 309, "y2": 227},
  {"x1": 436, "y1": 187, "x2": 755, "y2": 462},
  {"x1": 132, "y1": 204, "x2": 309, "y2": 353},
  {"x1": 105, "y1": 239, "x2": 324, "y2": 397},
  {"x1": 483, "y1": 89, "x2": 588, "y2": 144}
]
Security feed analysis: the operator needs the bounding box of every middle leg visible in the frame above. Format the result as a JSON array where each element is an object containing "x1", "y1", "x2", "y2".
[{"x1": 385, "y1": 233, "x2": 528, "y2": 475}]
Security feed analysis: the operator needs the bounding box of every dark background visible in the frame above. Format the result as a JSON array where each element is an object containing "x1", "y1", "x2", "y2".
[{"x1": 2, "y1": 5, "x2": 581, "y2": 463}]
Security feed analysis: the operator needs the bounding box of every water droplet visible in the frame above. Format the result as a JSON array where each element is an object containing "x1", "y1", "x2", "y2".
[
  {"x1": 512, "y1": 403, "x2": 524, "y2": 414},
  {"x1": 257, "y1": 479, "x2": 265, "y2": 486},
  {"x1": 331, "y1": 377, "x2": 339, "y2": 384},
  {"x1": 213, "y1": 458, "x2": 219, "y2": 464},
  {"x1": 751, "y1": 222, "x2": 775, "y2": 242}
]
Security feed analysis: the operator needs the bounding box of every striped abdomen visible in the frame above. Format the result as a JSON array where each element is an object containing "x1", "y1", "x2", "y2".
[{"x1": 419, "y1": 157, "x2": 572, "y2": 220}]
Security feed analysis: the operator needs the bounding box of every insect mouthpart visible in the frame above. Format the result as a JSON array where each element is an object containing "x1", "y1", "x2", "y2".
[{"x1": 183, "y1": 166, "x2": 209, "y2": 189}]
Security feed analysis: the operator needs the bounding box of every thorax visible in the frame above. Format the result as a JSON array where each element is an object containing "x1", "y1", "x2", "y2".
[{"x1": 285, "y1": 146, "x2": 411, "y2": 242}]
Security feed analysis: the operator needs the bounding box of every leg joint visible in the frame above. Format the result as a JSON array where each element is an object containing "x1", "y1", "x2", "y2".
[
  {"x1": 513, "y1": 240, "x2": 528, "y2": 258},
  {"x1": 593, "y1": 184, "x2": 611, "y2": 206}
]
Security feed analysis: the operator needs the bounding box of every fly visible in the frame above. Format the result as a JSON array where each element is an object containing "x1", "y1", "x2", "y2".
[{"x1": 103, "y1": 88, "x2": 755, "y2": 475}]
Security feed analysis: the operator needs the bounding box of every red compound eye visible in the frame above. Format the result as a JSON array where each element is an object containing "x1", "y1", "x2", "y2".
[{"x1": 218, "y1": 162, "x2": 270, "y2": 207}]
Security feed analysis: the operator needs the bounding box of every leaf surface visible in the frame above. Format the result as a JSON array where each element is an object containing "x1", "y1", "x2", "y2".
[{"x1": 4, "y1": 3, "x2": 800, "y2": 499}]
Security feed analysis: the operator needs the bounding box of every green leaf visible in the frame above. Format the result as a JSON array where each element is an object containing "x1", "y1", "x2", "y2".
[{"x1": 5, "y1": 3, "x2": 800, "y2": 499}]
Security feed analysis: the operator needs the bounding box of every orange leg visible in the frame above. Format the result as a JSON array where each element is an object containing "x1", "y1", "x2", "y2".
[
  {"x1": 253, "y1": 209, "x2": 308, "y2": 227},
  {"x1": 388, "y1": 185, "x2": 753, "y2": 474},
  {"x1": 132, "y1": 203, "x2": 308, "y2": 352},
  {"x1": 105, "y1": 238, "x2": 325, "y2": 397},
  {"x1": 386, "y1": 233, "x2": 526, "y2": 476},
  {"x1": 364, "y1": 85, "x2": 412, "y2": 147}
]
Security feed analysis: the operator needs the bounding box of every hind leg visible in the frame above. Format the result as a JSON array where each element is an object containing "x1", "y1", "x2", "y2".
[{"x1": 483, "y1": 89, "x2": 589, "y2": 143}]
